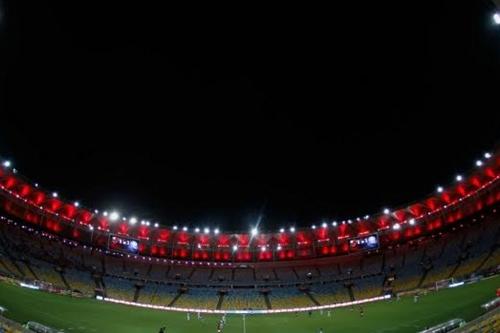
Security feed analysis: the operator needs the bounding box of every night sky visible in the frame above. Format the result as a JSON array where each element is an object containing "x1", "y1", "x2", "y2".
[{"x1": 0, "y1": 1, "x2": 499, "y2": 231}]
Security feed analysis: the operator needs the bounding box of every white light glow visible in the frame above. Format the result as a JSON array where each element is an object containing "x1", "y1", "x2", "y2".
[
  {"x1": 195, "y1": 228, "x2": 200, "y2": 233},
  {"x1": 154, "y1": 223, "x2": 159, "y2": 228},
  {"x1": 437, "y1": 186, "x2": 443, "y2": 193},
  {"x1": 74, "y1": 201, "x2": 79, "y2": 207},
  {"x1": 232, "y1": 245, "x2": 238, "y2": 252},
  {"x1": 251, "y1": 228, "x2": 258, "y2": 236},
  {"x1": 290, "y1": 227, "x2": 296, "y2": 233},
  {"x1": 494, "y1": 13, "x2": 500, "y2": 25},
  {"x1": 129, "y1": 217, "x2": 138, "y2": 225},
  {"x1": 392, "y1": 223, "x2": 401, "y2": 230},
  {"x1": 109, "y1": 211, "x2": 119, "y2": 221},
  {"x1": 321, "y1": 222, "x2": 327, "y2": 228},
  {"x1": 476, "y1": 160, "x2": 483, "y2": 167},
  {"x1": 279, "y1": 228, "x2": 285, "y2": 233},
  {"x1": 311, "y1": 225, "x2": 316, "y2": 230},
  {"x1": 52, "y1": 192, "x2": 58, "y2": 198},
  {"x1": 383, "y1": 208, "x2": 390, "y2": 214},
  {"x1": 204, "y1": 227, "x2": 210, "y2": 234},
  {"x1": 484, "y1": 152, "x2": 492, "y2": 159},
  {"x1": 214, "y1": 228, "x2": 220, "y2": 235},
  {"x1": 409, "y1": 218, "x2": 416, "y2": 225},
  {"x1": 332, "y1": 222, "x2": 337, "y2": 227},
  {"x1": 173, "y1": 226, "x2": 178, "y2": 231},
  {"x1": 456, "y1": 175, "x2": 463, "y2": 182},
  {"x1": 183, "y1": 226, "x2": 188, "y2": 232},
  {"x1": 2, "y1": 160, "x2": 11, "y2": 168}
]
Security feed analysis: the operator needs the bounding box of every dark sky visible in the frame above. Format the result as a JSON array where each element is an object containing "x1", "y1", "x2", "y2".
[{"x1": 0, "y1": 0, "x2": 499, "y2": 231}]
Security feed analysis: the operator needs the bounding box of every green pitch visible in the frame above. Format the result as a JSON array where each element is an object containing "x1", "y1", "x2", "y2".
[{"x1": 0, "y1": 276, "x2": 498, "y2": 333}]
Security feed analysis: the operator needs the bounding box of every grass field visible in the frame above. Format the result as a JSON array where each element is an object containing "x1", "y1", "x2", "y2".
[{"x1": 0, "y1": 276, "x2": 498, "y2": 333}]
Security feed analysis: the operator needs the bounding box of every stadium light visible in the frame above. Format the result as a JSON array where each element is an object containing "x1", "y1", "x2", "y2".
[
  {"x1": 52, "y1": 192, "x2": 58, "y2": 198},
  {"x1": 321, "y1": 222, "x2": 328, "y2": 228},
  {"x1": 348, "y1": 219, "x2": 352, "y2": 224},
  {"x1": 392, "y1": 223, "x2": 401, "y2": 230},
  {"x1": 194, "y1": 227, "x2": 200, "y2": 233},
  {"x1": 146, "y1": 221, "x2": 150, "y2": 226},
  {"x1": 476, "y1": 160, "x2": 483, "y2": 167},
  {"x1": 484, "y1": 152, "x2": 492, "y2": 159},
  {"x1": 214, "y1": 228, "x2": 220, "y2": 235},
  {"x1": 364, "y1": 215, "x2": 370, "y2": 220},
  {"x1": 456, "y1": 175, "x2": 463, "y2": 182},
  {"x1": 261, "y1": 246, "x2": 266, "y2": 252},
  {"x1": 154, "y1": 223, "x2": 159, "y2": 228},
  {"x1": 290, "y1": 227, "x2": 296, "y2": 233},
  {"x1": 173, "y1": 226, "x2": 178, "y2": 231},
  {"x1": 74, "y1": 201, "x2": 79, "y2": 207},
  {"x1": 277, "y1": 245, "x2": 282, "y2": 251},
  {"x1": 204, "y1": 227, "x2": 210, "y2": 234},
  {"x1": 494, "y1": 12, "x2": 500, "y2": 25},
  {"x1": 182, "y1": 226, "x2": 188, "y2": 232},
  {"x1": 2, "y1": 160, "x2": 11, "y2": 168},
  {"x1": 232, "y1": 245, "x2": 238, "y2": 252},
  {"x1": 332, "y1": 221, "x2": 337, "y2": 227},
  {"x1": 437, "y1": 186, "x2": 443, "y2": 193},
  {"x1": 94, "y1": 209, "x2": 99, "y2": 214},
  {"x1": 129, "y1": 217, "x2": 137, "y2": 225},
  {"x1": 122, "y1": 217, "x2": 127, "y2": 221},
  {"x1": 251, "y1": 227, "x2": 258, "y2": 236},
  {"x1": 409, "y1": 218, "x2": 416, "y2": 226},
  {"x1": 103, "y1": 211, "x2": 109, "y2": 217},
  {"x1": 311, "y1": 225, "x2": 316, "y2": 230},
  {"x1": 34, "y1": 183, "x2": 39, "y2": 187},
  {"x1": 109, "y1": 211, "x2": 119, "y2": 221},
  {"x1": 279, "y1": 228, "x2": 285, "y2": 233},
  {"x1": 383, "y1": 208, "x2": 390, "y2": 214}
]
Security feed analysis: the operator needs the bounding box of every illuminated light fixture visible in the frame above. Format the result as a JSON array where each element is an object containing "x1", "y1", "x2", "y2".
[
  {"x1": 140, "y1": 220, "x2": 145, "y2": 225},
  {"x1": 232, "y1": 245, "x2": 238, "y2": 252},
  {"x1": 409, "y1": 218, "x2": 416, "y2": 225},
  {"x1": 214, "y1": 228, "x2": 220, "y2": 235},
  {"x1": 322, "y1": 222, "x2": 328, "y2": 228},
  {"x1": 348, "y1": 220, "x2": 353, "y2": 224},
  {"x1": 2, "y1": 160, "x2": 11, "y2": 168},
  {"x1": 52, "y1": 192, "x2": 58, "y2": 198},
  {"x1": 383, "y1": 208, "x2": 390, "y2": 214},
  {"x1": 290, "y1": 227, "x2": 296, "y2": 233},
  {"x1": 182, "y1": 226, "x2": 188, "y2": 232},
  {"x1": 34, "y1": 183, "x2": 39, "y2": 187},
  {"x1": 456, "y1": 175, "x2": 463, "y2": 182},
  {"x1": 154, "y1": 223, "x2": 159, "y2": 228},
  {"x1": 129, "y1": 217, "x2": 137, "y2": 225},
  {"x1": 392, "y1": 223, "x2": 401, "y2": 230},
  {"x1": 145, "y1": 221, "x2": 150, "y2": 226},
  {"x1": 194, "y1": 227, "x2": 200, "y2": 233},
  {"x1": 109, "y1": 211, "x2": 119, "y2": 221},
  {"x1": 476, "y1": 160, "x2": 483, "y2": 167},
  {"x1": 437, "y1": 186, "x2": 444, "y2": 193},
  {"x1": 364, "y1": 215, "x2": 369, "y2": 220},
  {"x1": 103, "y1": 211, "x2": 109, "y2": 217},
  {"x1": 484, "y1": 152, "x2": 492, "y2": 159},
  {"x1": 279, "y1": 228, "x2": 285, "y2": 233},
  {"x1": 94, "y1": 209, "x2": 99, "y2": 214},
  {"x1": 89, "y1": 225, "x2": 94, "y2": 231},
  {"x1": 74, "y1": 201, "x2": 79, "y2": 207},
  {"x1": 122, "y1": 217, "x2": 127, "y2": 221},
  {"x1": 332, "y1": 221, "x2": 337, "y2": 227},
  {"x1": 173, "y1": 226, "x2": 178, "y2": 231},
  {"x1": 261, "y1": 246, "x2": 266, "y2": 252},
  {"x1": 494, "y1": 13, "x2": 500, "y2": 25},
  {"x1": 251, "y1": 227, "x2": 258, "y2": 236},
  {"x1": 277, "y1": 245, "x2": 282, "y2": 251},
  {"x1": 204, "y1": 227, "x2": 210, "y2": 234},
  {"x1": 311, "y1": 225, "x2": 316, "y2": 230}
]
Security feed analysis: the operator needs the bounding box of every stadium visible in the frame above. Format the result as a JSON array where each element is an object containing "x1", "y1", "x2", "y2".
[{"x1": 2, "y1": 1, "x2": 500, "y2": 332}]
